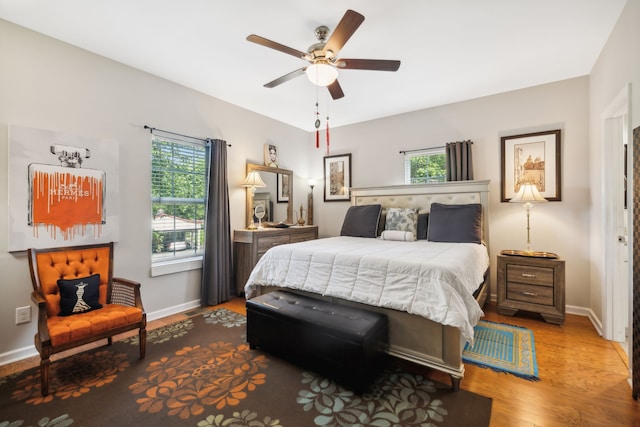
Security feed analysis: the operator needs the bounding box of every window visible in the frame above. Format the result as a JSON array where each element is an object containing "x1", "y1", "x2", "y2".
[
  {"x1": 151, "y1": 136, "x2": 208, "y2": 263},
  {"x1": 404, "y1": 147, "x2": 446, "y2": 184}
]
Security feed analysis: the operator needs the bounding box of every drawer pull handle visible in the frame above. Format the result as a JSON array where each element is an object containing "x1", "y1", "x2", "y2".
[
  {"x1": 521, "y1": 291, "x2": 537, "y2": 297},
  {"x1": 521, "y1": 273, "x2": 537, "y2": 278}
]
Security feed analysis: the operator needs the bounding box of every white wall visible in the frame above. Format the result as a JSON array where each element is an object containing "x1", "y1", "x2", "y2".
[
  {"x1": 0, "y1": 19, "x2": 309, "y2": 360},
  {"x1": 314, "y1": 78, "x2": 591, "y2": 308}
]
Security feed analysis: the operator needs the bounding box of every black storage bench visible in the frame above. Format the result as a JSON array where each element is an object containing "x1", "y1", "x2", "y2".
[{"x1": 246, "y1": 290, "x2": 388, "y2": 394}]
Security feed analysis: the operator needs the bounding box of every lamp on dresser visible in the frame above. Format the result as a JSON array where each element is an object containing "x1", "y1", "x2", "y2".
[
  {"x1": 241, "y1": 171, "x2": 266, "y2": 229},
  {"x1": 308, "y1": 179, "x2": 315, "y2": 226}
]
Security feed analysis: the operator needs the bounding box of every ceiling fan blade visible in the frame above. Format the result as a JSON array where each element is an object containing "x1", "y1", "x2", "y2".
[
  {"x1": 327, "y1": 80, "x2": 344, "y2": 100},
  {"x1": 323, "y1": 10, "x2": 365, "y2": 56},
  {"x1": 336, "y1": 58, "x2": 401, "y2": 71},
  {"x1": 264, "y1": 68, "x2": 307, "y2": 88},
  {"x1": 247, "y1": 34, "x2": 309, "y2": 60}
]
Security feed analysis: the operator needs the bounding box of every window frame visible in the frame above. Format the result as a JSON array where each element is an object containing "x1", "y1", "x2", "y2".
[
  {"x1": 150, "y1": 135, "x2": 208, "y2": 273},
  {"x1": 404, "y1": 147, "x2": 447, "y2": 184}
]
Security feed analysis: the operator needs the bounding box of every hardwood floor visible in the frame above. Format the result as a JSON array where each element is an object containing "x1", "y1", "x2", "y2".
[{"x1": 3, "y1": 298, "x2": 639, "y2": 426}]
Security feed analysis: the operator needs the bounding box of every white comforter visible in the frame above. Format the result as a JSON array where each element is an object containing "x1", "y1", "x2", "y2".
[{"x1": 244, "y1": 236, "x2": 489, "y2": 344}]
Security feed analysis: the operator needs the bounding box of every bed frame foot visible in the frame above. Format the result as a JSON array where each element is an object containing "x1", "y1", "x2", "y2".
[{"x1": 450, "y1": 375, "x2": 461, "y2": 391}]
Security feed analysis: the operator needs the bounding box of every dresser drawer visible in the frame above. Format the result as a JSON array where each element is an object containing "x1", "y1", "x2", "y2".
[
  {"x1": 506, "y1": 282, "x2": 554, "y2": 306},
  {"x1": 506, "y1": 264, "x2": 554, "y2": 287},
  {"x1": 257, "y1": 235, "x2": 290, "y2": 254},
  {"x1": 289, "y1": 232, "x2": 317, "y2": 243}
]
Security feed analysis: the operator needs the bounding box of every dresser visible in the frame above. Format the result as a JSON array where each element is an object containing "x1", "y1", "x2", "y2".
[
  {"x1": 233, "y1": 226, "x2": 318, "y2": 295},
  {"x1": 496, "y1": 254, "x2": 565, "y2": 324}
]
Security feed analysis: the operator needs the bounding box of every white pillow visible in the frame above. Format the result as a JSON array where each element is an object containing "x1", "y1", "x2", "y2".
[{"x1": 380, "y1": 230, "x2": 416, "y2": 241}]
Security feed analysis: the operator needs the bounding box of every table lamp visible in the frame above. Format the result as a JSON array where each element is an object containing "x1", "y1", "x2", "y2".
[{"x1": 509, "y1": 183, "x2": 547, "y2": 254}]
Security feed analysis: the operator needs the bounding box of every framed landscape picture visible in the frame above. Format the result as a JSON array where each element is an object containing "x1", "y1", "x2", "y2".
[
  {"x1": 501, "y1": 129, "x2": 561, "y2": 201},
  {"x1": 323, "y1": 154, "x2": 351, "y2": 202}
]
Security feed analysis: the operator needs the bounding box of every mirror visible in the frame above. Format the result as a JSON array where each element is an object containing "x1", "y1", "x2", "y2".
[{"x1": 245, "y1": 163, "x2": 293, "y2": 227}]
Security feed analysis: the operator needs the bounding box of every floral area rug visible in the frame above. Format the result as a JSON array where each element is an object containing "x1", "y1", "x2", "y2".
[{"x1": 0, "y1": 308, "x2": 492, "y2": 426}]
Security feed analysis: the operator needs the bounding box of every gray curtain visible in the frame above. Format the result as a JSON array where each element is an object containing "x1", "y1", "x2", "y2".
[
  {"x1": 446, "y1": 140, "x2": 474, "y2": 181},
  {"x1": 201, "y1": 139, "x2": 233, "y2": 306}
]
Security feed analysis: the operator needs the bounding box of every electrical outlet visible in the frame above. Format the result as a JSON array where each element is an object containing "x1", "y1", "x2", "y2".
[{"x1": 15, "y1": 306, "x2": 31, "y2": 325}]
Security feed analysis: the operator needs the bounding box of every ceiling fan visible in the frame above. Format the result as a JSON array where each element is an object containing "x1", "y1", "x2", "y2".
[{"x1": 246, "y1": 9, "x2": 401, "y2": 100}]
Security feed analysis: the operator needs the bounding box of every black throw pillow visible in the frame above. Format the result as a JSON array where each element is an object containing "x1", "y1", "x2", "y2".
[
  {"x1": 58, "y1": 274, "x2": 102, "y2": 316},
  {"x1": 340, "y1": 204, "x2": 382, "y2": 238}
]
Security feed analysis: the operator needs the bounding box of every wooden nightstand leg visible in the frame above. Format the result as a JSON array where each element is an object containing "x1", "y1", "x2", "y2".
[
  {"x1": 541, "y1": 313, "x2": 564, "y2": 325},
  {"x1": 497, "y1": 307, "x2": 518, "y2": 316}
]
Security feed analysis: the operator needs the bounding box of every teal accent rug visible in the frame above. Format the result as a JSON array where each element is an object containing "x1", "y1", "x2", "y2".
[{"x1": 463, "y1": 320, "x2": 539, "y2": 381}]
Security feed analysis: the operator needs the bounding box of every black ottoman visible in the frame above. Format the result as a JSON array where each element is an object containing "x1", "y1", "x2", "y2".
[{"x1": 246, "y1": 290, "x2": 388, "y2": 394}]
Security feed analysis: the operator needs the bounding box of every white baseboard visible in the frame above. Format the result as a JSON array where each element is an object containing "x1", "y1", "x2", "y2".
[
  {"x1": 0, "y1": 299, "x2": 202, "y2": 368},
  {"x1": 488, "y1": 294, "x2": 604, "y2": 335}
]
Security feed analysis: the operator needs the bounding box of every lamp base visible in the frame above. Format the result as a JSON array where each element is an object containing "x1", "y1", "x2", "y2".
[{"x1": 501, "y1": 249, "x2": 558, "y2": 259}]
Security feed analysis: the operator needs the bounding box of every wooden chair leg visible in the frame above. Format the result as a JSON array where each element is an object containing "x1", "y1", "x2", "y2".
[
  {"x1": 40, "y1": 357, "x2": 50, "y2": 397},
  {"x1": 139, "y1": 327, "x2": 146, "y2": 359},
  {"x1": 108, "y1": 337, "x2": 113, "y2": 346}
]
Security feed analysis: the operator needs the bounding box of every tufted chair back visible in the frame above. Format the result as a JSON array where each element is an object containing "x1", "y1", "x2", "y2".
[{"x1": 30, "y1": 245, "x2": 113, "y2": 317}]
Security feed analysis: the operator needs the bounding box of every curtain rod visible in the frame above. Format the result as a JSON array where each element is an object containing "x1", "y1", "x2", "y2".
[
  {"x1": 144, "y1": 125, "x2": 231, "y2": 147},
  {"x1": 399, "y1": 146, "x2": 445, "y2": 154}
]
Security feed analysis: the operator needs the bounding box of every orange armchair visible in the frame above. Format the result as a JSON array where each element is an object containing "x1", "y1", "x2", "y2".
[{"x1": 27, "y1": 242, "x2": 146, "y2": 396}]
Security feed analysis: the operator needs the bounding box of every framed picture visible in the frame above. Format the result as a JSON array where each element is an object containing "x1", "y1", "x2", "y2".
[
  {"x1": 277, "y1": 173, "x2": 289, "y2": 203},
  {"x1": 323, "y1": 153, "x2": 352, "y2": 202},
  {"x1": 501, "y1": 129, "x2": 561, "y2": 202},
  {"x1": 264, "y1": 144, "x2": 279, "y2": 168}
]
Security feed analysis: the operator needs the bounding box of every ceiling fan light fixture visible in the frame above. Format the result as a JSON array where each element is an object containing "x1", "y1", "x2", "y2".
[{"x1": 305, "y1": 63, "x2": 338, "y2": 87}]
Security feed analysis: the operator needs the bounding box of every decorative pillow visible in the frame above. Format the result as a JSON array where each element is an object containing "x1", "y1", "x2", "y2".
[
  {"x1": 416, "y1": 213, "x2": 429, "y2": 240},
  {"x1": 380, "y1": 230, "x2": 416, "y2": 241},
  {"x1": 377, "y1": 211, "x2": 387, "y2": 237},
  {"x1": 385, "y1": 208, "x2": 419, "y2": 236},
  {"x1": 427, "y1": 203, "x2": 482, "y2": 244},
  {"x1": 340, "y1": 204, "x2": 382, "y2": 238},
  {"x1": 58, "y1": 274, "x2": 102, "y2": 316}
]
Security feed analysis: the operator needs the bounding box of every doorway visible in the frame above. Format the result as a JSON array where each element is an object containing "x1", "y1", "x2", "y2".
[{"x1": 602, "y1": 84, "x2": 631, "y2": 355}]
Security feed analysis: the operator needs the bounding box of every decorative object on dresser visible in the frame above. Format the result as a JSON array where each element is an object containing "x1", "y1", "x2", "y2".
[
  {"x1": 233, "y1": 226, "x2": 318, "y2": 295},
  {"x1": 497, "y1": 253, "x2": 565, "y2": 324},
  {"x1": 509, "y1": 183, "x2": 548, "y2": 254}
]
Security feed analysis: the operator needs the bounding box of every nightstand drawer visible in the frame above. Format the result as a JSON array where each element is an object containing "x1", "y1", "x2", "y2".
[
  {"x1": 289, "y1": 232, "x2": 317, "y2": 243},
  {"x1": 506, "y1": 264, "x2": 554, "y2": 286},
  {"x1": 506, "y1": 282, "x2": 554, "y2": 306},
  {"x1": 257, "y1": 235, "x2": 290, "y2": 254}
]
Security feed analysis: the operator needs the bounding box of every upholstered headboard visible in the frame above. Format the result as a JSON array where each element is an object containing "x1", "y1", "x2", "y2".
[{"x1": 351, "y1": 180, "x2": 490, "y2": 248}]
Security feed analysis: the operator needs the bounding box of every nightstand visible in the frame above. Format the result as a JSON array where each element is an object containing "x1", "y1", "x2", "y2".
[
  {"x1": 497, "y1": 253, "x2": 565, "y2": 324},
  {"x1": 233, "y1": 226, "x2": 318, "y2": 295}
]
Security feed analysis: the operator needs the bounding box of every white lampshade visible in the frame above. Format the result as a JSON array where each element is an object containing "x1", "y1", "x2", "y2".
[
  {"x1": 305, "y1": 63, "x2": 338, "y2": 86},
  {"x1": 241, "y1": 171, "x2": 266, "y2": 188},
  {"x1": 510, "y1": 183, "x2": 547, "y2": 204}
]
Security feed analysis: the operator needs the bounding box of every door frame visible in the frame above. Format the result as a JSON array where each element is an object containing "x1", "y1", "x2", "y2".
[{"x1": 601, "y1": 83, "x2": 631, "y2": 343}]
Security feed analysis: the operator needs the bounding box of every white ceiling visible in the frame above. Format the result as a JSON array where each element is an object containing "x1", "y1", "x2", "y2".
[{"x1": 0, "y1": 0, "x2": 627, "y2": 131}]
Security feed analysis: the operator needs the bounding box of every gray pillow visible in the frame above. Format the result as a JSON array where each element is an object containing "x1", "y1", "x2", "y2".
[
  {"x1": 427, "y1": 203, "x2": 482, "y2": 244},
  {"x1": 417, "y1": 213, "x2": 429, "y2": 240},
  {"x1": 340, "y1": 204, "x2": 382, "y2": 238}
]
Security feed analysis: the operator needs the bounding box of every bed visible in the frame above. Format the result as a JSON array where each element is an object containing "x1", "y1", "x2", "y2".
[{"x1": 244, "y1": 180, "x2": 490, "y2": 390}]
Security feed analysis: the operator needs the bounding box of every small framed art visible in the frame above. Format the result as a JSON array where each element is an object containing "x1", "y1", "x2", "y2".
[
  {"x1": 323, "y1": 153, "x2": 352, "y2": 202},
  {"x1": 501, "y1": 129, "x2": 561, "y2": 201}
]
